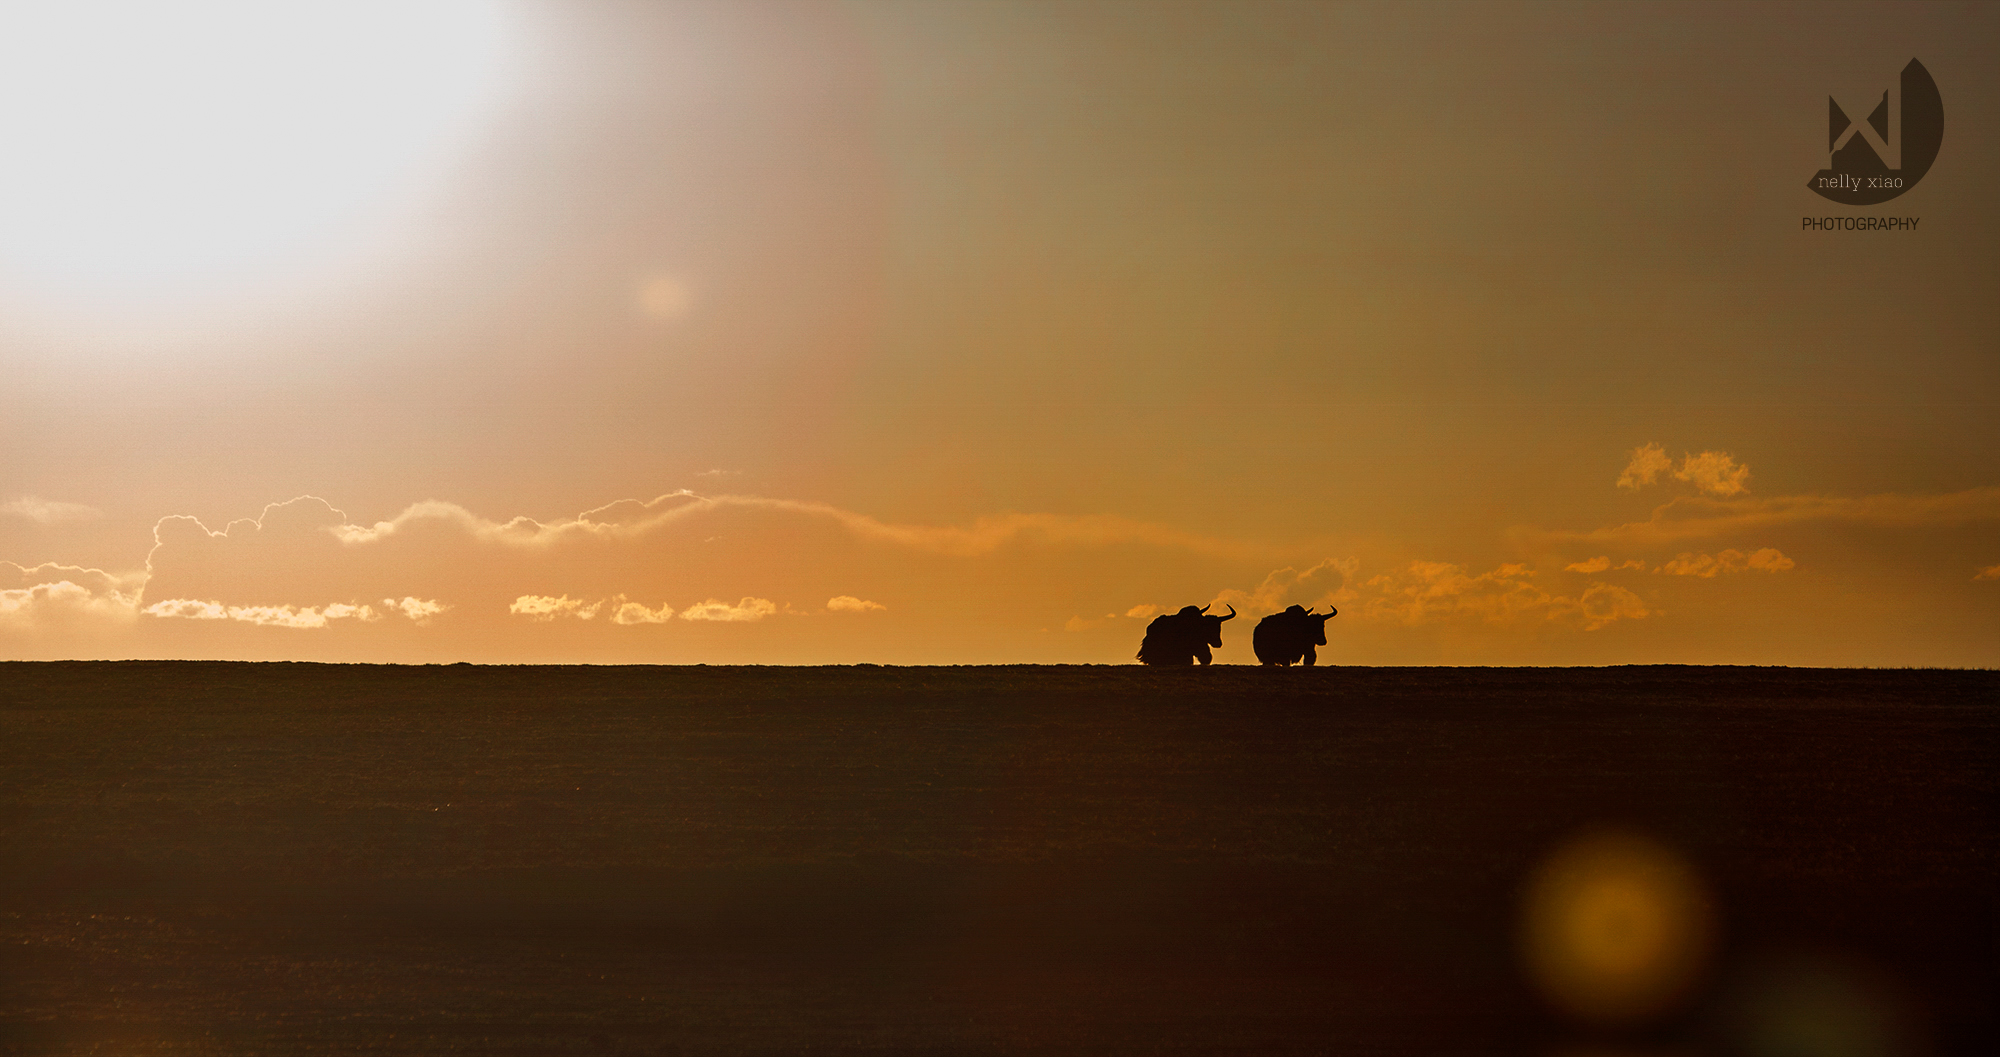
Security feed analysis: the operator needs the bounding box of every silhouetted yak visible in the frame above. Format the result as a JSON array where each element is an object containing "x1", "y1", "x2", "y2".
[
  {"x1": 1137, "y1": 604, "x2": 1235, "y2": 666},
  {"x1": 1252, "y1": 604, "x2": 1337, "y2": 666}
]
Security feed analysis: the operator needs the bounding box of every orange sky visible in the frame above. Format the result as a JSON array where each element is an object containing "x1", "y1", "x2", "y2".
[{"x1": 3, "y1": 1, "x2": 1997, "y2": 665}]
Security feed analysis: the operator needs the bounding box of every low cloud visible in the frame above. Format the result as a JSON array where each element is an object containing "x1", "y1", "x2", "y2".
[
  {"x1": 509, "y1": 595, "x2": 601, "y2": 621},
  {"x1": 1124, "y1": 604, "x2": 1159, "y2": 619},
  {"x1": 2, "y1": 497, "x2": 102, "y2": 525},
  {"x1": 680, "y1": 597, "x2": 778, "y2": 622},
  {"x1": 1972, "y1": 564, "x2": 2000, "y2": 582},
  {"x1": 609, "y1": 598, "x2": 675, "y2": 624},
  {"x1": 1209, "y1": 558, "x2": 1648, "y2": 632},
  {"x1": 144, "y1": 598, "x2": 229, "y2": 620},
  {"x1": 508, "y1": 593, "x2": 778, "y2": 624},
  {"x1": 1658, "y1": 548, "x2": 1794, "y2": 578},
  {"x1": 1210, "y1": 558, "x2": 1355, "y2": 617},
  {"x1": 826, "y1": 595, "x2": 885, "y2": 613},
  {"x1": 1361, "y1": 561, "x2": 1649, "y2": 631},
  {"x1": 1, "y1": 562, "x2": 141, "y2": 627},
  {"x1": 143, "y1": 596, "x2": 443, "y2": 628},
  {"x1": 1566, "y1": 556, "x2": 1612, "y2": 573},
  {"x1": 1616, "y1": 443, "x2": 1750, "y2": 497}
]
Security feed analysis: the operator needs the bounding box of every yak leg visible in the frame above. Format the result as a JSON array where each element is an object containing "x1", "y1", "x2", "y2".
[
  {"x1": 1195, "y1": 644, "x2": 1213, "y2": 666},
  {"x1": 1302, "y1": 644, "x2": 1317, "y2": 666}
]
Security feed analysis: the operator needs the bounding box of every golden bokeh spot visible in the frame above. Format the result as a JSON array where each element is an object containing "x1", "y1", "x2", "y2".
[{"x1": 1521, "y1": 828, "x2": 1716, "y2": 1026}]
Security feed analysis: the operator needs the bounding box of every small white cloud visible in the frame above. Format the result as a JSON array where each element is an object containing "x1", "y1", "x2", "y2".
[
  {"x1": 225, "y1": 605, "x2": 331, "y2": 629},
  {"x1": 318, "y1": 603, "x2": 381, "y2": 623},
  {"x1": 508, "y1": 594, "x2": 600, "y2": 620},
  {"x1": 1124, "y1": 604, "x2": 1159, "y2": 619},
  {"x1": 1616, "y1": 444, "x2": 1751, "y2": 497},
  {"x1": 1674, "y1": 450, "x2": 1751, "y2": 497},
  {"x1": 1565, "y1": 557, "x2": 1612, "y2": 574},
  {"x1": 609, "y1": 597, "x2": 675, "y2": 624},
  {"x1": 1975, "y1": 564, "x2": 2000, "y2": 582},
  {"x1": 386, "y1": 597, "x2": 447, "y2": 623},
  {"x1": 1616, "y1": 444, "x2": 1674, "y2": 491},
  {"x1": 679, "y1": 597, "x2": 778, "y2": 622},
  {"x1": 696, "y1": 469, "x2": 739, "y2": 479},
  {"x1": 2, "y1": 496, "x2": 102, "y2": 524},
  {"x1": 826, "y1": 595, "x2": 885, "y2": 613}
]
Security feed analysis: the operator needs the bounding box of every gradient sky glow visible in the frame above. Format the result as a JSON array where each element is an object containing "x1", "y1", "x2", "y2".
[{"x1": 3, "y1": 0, "x2": 1997, "y2": 665}]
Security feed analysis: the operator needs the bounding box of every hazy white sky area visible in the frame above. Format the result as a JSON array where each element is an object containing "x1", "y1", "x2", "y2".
[{"x1": 4, "y1": 1, "x2": 1996, "y2": 665}]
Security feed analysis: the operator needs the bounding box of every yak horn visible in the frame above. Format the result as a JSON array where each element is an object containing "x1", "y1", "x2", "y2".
[{"x1": 1219, "y1": 604, "x2": 1236, "y2": 621}]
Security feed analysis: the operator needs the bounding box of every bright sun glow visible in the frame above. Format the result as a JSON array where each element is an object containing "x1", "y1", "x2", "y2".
[{"x1": 0, "y1": 1, "x2": 515, "y2": 300}]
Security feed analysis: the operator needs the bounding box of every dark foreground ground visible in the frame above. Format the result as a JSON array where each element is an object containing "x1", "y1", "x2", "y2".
[{"x1": 0, "y1": 663, "x2": 1992, "y2": 1055}]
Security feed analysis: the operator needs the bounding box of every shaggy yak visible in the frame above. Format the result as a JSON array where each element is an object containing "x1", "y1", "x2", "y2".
[
  {"x1": 1136, "y1": 604, "x2": 1236, "y2": 666},
  {"x1": 1252, "y1": 604, "x2": 1337, "y2": 666}
]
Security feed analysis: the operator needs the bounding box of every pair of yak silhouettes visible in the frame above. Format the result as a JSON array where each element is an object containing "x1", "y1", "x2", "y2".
[{"x1": 1136, "y1": 603, "x2": 1337, "y2": 666}]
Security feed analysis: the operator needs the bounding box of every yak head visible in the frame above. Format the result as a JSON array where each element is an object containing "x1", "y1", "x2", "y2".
[
  {"x1": 1304, "y1": 605, "x2": 1336, "y2": 645},
  {"x1": 1192, "y1": 603, "x2": 1236, "y2": 646},
  {"x1": 1282, "y1": 604, "x2": 1337, "y2": 645}
]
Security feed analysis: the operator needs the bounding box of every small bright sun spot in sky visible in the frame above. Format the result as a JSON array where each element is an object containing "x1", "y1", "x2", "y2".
[
  {"x1": 0, "y1": 1, "x2": 516, "y2": 302},
  {"x1": 637, "y1": 273, "x2": 694, "y2": 323}
]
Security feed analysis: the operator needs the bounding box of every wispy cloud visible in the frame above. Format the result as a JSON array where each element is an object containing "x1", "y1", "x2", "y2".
[
  {"x1": 826, "y1": 595, "x2": 885, "y2": 613},
  {"x1": 1565, "y1": 556, "x2": 1611, "y2": 573},
  {"x1": 1974, "y1": 564, "x2": 2000, "y2": 582},
  {"x1": 329, "y1": 491, "x2": 1258, "y2": 560},
  {"x1": 1538, "y1": 487, "x2": 2000, "y2": 548},
  {"x1": 2, "y1": 496, "x2": 102, "y2": 525}
]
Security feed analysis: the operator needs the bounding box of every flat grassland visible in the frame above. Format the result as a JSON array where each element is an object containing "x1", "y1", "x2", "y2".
[{"x1": 1, "y1": 663, "x2": 1993, "y2": 1054}]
